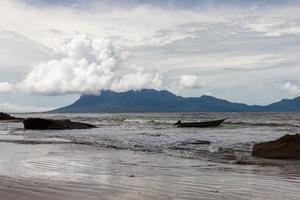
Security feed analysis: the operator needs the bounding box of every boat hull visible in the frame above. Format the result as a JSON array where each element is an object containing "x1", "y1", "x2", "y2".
[{"x1": 176, "y1": 119, "x2": 226, "y2": 128}]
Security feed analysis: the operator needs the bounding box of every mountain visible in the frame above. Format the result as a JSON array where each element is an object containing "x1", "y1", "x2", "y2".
[
  {"x1": 51, "y1": 89, "x2": 300, "y2": 113},
  {"x1": 263, "y1": 97, "x2": 300, "y2": 112}
]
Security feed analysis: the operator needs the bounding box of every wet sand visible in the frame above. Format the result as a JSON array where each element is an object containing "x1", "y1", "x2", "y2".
[
  {"x1": 0, "y1": 142, "x2": 299, "y2": 200},
  {"x1": 0, "y1": 176, "x2": 111, "y2": 200}
]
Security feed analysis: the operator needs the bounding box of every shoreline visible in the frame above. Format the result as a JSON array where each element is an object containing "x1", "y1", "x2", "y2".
[{"x1": 0, "y1": 142, "x2": 299, "y2": 200}]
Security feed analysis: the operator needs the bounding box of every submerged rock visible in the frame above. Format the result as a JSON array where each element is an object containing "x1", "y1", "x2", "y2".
[
  {"x1": 0, "y1": 112, "x2": 23, "y2": 121},
  {"x1": 23, "y1": 118, "x2": 96, "y2": 130},
  {"x1": 187, "y1": 140, "x2": 211, "y2": 145},
  {"x1": 252, "y1": 134, "x2": 300, "y2": 159}
]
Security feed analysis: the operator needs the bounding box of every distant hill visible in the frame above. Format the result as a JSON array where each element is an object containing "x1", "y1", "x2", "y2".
[
  {"x1": 262, "y1": 97, "x2": 300, "y2": 112},
  {"x1": 51, "y1": 89, "x2": 300, "y2": 113}
]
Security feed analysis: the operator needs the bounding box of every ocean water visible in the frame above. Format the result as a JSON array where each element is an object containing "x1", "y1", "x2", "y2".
[{"x1": 0, "y1": 112, "x2": 300, "y2": 199}]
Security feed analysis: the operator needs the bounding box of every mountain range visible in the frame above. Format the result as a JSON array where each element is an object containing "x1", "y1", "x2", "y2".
[{"x1": 52, "y1": 89, "x2": 300, "y2": 112}]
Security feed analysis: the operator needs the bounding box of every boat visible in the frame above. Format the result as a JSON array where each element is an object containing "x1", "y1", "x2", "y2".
[{"x1": 174, "y1": 119, "x2": 226, "y2": 128}]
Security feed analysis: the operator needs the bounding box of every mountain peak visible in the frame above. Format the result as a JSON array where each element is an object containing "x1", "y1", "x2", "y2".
[{"x1": 199, "y1": 95, "x2": 218, "y2": 99}]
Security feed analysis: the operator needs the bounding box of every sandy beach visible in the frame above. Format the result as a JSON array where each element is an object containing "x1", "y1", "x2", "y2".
[
  {"x1": 0, "y1": 176, "x2": 110, "y2": 200},
  {"x1": 1, "y1": 141, "x2": 300, "y2": 200}
]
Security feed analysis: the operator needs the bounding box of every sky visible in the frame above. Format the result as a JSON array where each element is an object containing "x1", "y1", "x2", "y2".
[{"x1": 1, "y1": 0, "x2": 300, "y2": 112}]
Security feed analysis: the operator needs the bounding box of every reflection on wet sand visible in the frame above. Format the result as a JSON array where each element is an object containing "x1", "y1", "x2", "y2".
[{"x1": 0, "y1": 143, "x2": 299, "y2": 200}]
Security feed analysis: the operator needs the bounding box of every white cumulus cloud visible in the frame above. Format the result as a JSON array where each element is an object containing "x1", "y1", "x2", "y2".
[
  {"x1": 111, "y1": 72, "x2": 162, "y2": 91},
  {"x1": 178, "y1": 75, "x2": 206, "y2": 89},
  {"x1": 18, "y1": 34, "x2": 162, "y2": 95},
  {"x1": 0, "y1": 82, "x2": 14, "y2": 93},
  {"x1": 281, "y1": 82, "x2": 300, "y2": 95}
]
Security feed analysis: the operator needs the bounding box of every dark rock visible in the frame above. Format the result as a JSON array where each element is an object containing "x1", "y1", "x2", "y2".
[
  {"x1": 0, "y1": 112, "x2": 13, "y2": 120},
  {"x1": 236, "y1": 160, "x2": 254, "y2": 165},
  {"x1": 188, "y1": 140, "x2": 211, "y2": 145},
  {"x1": 178, "y1": 139, "x2": 211, "y2": 146},
  {"x1": 23, "y1": 118, "x2": 96, "y2": 130},
  {"x1": 0, "y1": 112, "x2": 23, "y2": 121},
  {"x1": 252, "y1": 134, "x2": 300, "y2": 159}
]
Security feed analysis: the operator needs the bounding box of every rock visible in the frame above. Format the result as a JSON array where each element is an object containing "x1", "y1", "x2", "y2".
[
  {"x1": 252, "y1": 134, "x2": 300, "y2": 159},
  {"x1": 0, "y1": 112, "x2": 13, "y2": 120},
  {"x1": 188, "y1": 140, "x2": 211, "y2": 145},
  {"x1": 23, "y1": 118, "x2": 96, "y2": 130},
  {"x1": 0, "y1": 112, "x2": 23, "y2": 121}
]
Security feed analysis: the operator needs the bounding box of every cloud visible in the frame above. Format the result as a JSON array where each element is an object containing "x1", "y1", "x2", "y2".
[
  {"x1": 178, "y1": 75, "x2": 206, "y2": 89},
  {"x1": 0, "y1": 102, "x2": 51, "y2": 113},
  {"x1": 111, "y1": 72, "x2": 162, "y2": 91},
  {"x1": 0, "y1": 0, "x2": 209, "y2": 48},
  {"x1": 1, "y1": 0, "x2": 300, "y2": 106},
  {"x1": 18, "y1": 34, "x2": 162, "y2": 95},
  {"x1": 0, "y1": 29, "x2": 50, "y2": 73},
  {"x1": 281, "y1": 82, "x2": 300, "y2": 95},
  {"x1": 0, "y1": 82, "x2": 14, "y2": 94}
]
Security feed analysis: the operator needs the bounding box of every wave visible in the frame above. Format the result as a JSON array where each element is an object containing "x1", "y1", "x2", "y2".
[
  {"x1": 0, "y1": 138, "x2": 72, "y2": 145},
  {"x1": 225, "y1": 121, "x2": 300, "y2": 128},
  {"x1": 107, "y1": 118, "x2": 300, "y2": 128},
  {"x1": 2, "y1": 137, "x2": 298, "y2": 166},
  {"x1": 123, "y1": 119, "x2": 174, "y2": 125},
  {"x1": 139, "y1": 133, "x2": 163, "y2": 137},
  {"x1": 0, "y1": 134, "x2": 288, "y2": 167},
  {"x1": 0, "y1": 130, "x2": 10, "y2": 135}
]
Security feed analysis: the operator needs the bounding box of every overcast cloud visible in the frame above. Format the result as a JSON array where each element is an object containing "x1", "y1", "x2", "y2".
[{"x1": 1, "y1": 0, "x2": 300, "y2": 111}]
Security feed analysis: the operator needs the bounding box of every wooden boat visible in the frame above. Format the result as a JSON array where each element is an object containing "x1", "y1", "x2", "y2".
[{"x1": 174, "y1": 119, "x2": 226, "y2": 128}]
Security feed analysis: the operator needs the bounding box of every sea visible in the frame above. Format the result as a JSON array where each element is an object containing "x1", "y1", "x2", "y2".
[{"x1": 0, "y1": 112, "x2": 300, "y2": 199}]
